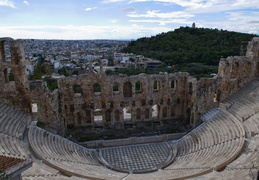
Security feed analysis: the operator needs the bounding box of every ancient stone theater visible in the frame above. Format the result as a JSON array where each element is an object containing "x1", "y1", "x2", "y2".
[{"x1": 0, "y1": 37, "x2": 258, "y2": 179}]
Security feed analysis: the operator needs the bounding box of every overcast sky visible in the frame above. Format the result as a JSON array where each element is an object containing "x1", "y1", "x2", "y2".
[{"x1": 0, "y1": 0, "x2": 258, "y2": 39}]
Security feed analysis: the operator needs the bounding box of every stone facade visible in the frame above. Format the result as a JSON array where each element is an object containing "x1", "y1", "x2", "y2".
[{"x1": 0, "y1": 37, "x2": 258, "y2": 136}]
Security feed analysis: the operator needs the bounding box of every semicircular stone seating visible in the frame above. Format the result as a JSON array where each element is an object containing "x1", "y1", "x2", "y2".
[
  {"x1": 27, "y1": 126, "x2": 127, "y2": 180},
  {"x1": 0, "y1": 78, "x2": 258, "y2": 180}
]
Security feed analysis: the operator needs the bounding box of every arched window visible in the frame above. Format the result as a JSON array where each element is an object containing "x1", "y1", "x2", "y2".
[
  {"x1": 113, "y1": 82, "x2": 119, "y2": 92},
  {"x1": 123, "y1": 82, "x2": 132, "y2": 97},
  {"x1": 153, "y1": 80, "x2": 159, "y2": 91},
  {"x1": 171, "y1": 80, "x2": 177, "y2": 89},
  {"x1": 3, "y1": 68, "x2": 8, "y2": 83},
  {"x1": 93, "y1": 83, "x2": 101, "y2": 92},
  {"x1": 135, "y1": 81, "x2": 142, "y2": 92},
  {"x1": 136, "y1": 108, "x2": 141, "y2": 120},
  {"x1": 73, "y1": 84, "x2": 82, "y2": 93}
]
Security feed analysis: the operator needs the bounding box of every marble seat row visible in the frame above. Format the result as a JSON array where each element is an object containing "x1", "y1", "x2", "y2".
[
  {"x1": 200, "y1": 108, "x2": 220, "y2": 122},
  {"x1": 0, "y1": 103, "x2": 30, "y2": 139},
  {"x1": 223, "y1": 80, "x2": 259, "y2": 121},
  {"x1": 28, "y1": 126, "x2": 127, "y2": 179},
  {"x1": 0, "y1": 132, "x2": 30, "y2": 158}
]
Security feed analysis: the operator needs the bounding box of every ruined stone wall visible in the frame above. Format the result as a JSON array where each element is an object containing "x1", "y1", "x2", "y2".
[
  {"x1": 0, "y1": 38, "x2": 31, "y2": 113},
  {"x1": 58, "y1": 72, "x2": 191, "y2": 130}
]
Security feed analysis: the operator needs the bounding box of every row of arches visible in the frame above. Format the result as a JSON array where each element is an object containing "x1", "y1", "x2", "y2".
[
  {"x1": 72, "y1": 80, "x2": 179, "y2": 97},
  {"x1": 72, "y1": 104, "x2": 179, "y2": 126}
]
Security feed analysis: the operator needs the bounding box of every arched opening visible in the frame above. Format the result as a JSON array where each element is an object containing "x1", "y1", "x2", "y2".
[
  {"x1": 115, "y1": 110, "x2": 120, "y2": 121},
  {"x1": 0, "y1": 40, "x2": 5, "y2": 62},
  {"x1": 4, "y1": 40, "x2": 11, "y2": 62},
  {"x1": 189, "y1": 82, "x2": 193, "y2": 96},
  {"x1": 136, "y1": 108, "x2": 141, "y2": 120},
  {"x1": 171, "y1": 80, "x2": 177, "y2": 89},
  {"x1": 85, "y1": 110, "x2": 91, "y2": 123},
  {"x1": 77, "y1": 112, "x2": 82, "y2": 125},
  {"x1": 214, "y1": 90, "x2": 221, "y2": 102},
  {"x1": 231, "y1": 62, "x2": 239, "y2": 78},
  {"x1": 113, "y1": 82, "x2": 119, "y2": 92},
  {"x1": 94, "y1": 109, "x2": 103, "y2": 123},
  {"x1": 162, "y1": 107, "x2": 167, "y2": 118},
  {"x1": 123, "y1": 82, "x2": 132, "y2": 97},
  {"x1": 105, "y1": 110, "x2": 111, "y2": 122},
  {"x1": 73, "y1": 84, "x2": 82, "y2": 93},
  {"x1": 3, "y1": 68, "x2": 8, "y2": 83},
  {"x1": 153, "y1": 80, "x2": 159, "y2": 91},
  {"x1": 135, "y1": 80, "x2": 142, "y2": 93},
  {"x1": 93, "y1": 83, "x2": 101, "y2": 93},
  {"x1": 123, "y1": 106, "x2": 132, "y2": 121},
  {"x1": 152, "y1": 105, "x2": 159, "y2": 120},
  {"x1": 145, "y1": 108, "x2": 149, "y2": 119}
]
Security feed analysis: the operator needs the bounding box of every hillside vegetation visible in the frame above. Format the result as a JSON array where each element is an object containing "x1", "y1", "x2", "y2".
[{"x1": 122, "y1": 27, "x2": 257, "y2": 66}]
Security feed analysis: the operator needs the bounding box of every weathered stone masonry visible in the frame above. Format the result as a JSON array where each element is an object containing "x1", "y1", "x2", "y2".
[{"x1": 0, "y1": 37, "x2": 258, "y2": 136}]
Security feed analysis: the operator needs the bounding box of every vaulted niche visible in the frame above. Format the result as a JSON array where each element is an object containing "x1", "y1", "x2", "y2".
[{"x1": 231, "y1": 62, "x2": 239, "y2": 78}]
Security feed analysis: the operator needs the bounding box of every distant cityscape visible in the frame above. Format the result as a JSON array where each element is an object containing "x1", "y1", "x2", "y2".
[{"x1": 18, "y1": 39, "x2": 163, "y2": 78}]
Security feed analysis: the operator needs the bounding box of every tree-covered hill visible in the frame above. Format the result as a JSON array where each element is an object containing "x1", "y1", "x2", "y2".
[{"x1": 122, "y1": 27, "x2": 258, "y2": 66}]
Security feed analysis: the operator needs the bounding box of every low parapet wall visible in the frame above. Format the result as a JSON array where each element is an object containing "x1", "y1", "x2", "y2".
[{"x1": 79, "y1": 133, "x2": 184, "y2": 148}]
